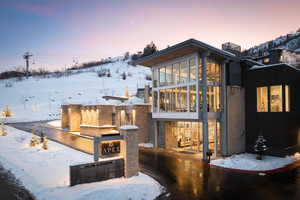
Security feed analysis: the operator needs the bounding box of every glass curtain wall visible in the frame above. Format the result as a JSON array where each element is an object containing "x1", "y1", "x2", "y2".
[
  {"x1": 165, "y1": 120, "x2": 220, "y2": 154},
  {"x1": 154, "y1": 56, "x2": 222, "y2": 113},
  {"x1": 198, "y1": 58, "x2": 221, "y2": 83}
]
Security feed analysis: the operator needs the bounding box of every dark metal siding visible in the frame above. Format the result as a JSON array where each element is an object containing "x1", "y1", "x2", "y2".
[{"x1": 245, "y1": 66, "x2": 300, "y2": 156}]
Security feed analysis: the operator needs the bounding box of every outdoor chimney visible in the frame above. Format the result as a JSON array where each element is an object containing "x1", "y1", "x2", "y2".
[{"x1": 222, "y1": 42, "x2": 241, "y2": 57}]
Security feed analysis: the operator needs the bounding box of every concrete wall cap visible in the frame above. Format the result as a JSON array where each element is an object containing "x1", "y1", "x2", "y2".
[{"x1": 119, "y1": 125, "x2": 139, "y2": 131}]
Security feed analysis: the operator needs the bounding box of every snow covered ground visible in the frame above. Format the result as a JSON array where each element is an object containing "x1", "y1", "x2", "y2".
[
  {"x1": 0, "y1": 126, "x2": 163, "y2": 200},
  {"x1": 139, "y1": 143, "x2": 154, "y2": 148},
  {"x1": 0, "y1": 60, "x2": 151, "y2": 123},
  {"x1": 211, "y1": 153, "x2": 300, "y2": 171}
]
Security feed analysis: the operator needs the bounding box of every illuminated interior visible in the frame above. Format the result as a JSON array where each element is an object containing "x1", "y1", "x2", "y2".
[
  {"x1": 270, "y1": 85, "x2": 283, "y2": 112},
  {"x1": 165, "y1": 121, "x2": 221, "y2": 154},
  {"x1": 257, "y1": 87, "x2": 268, "y2": 112},
  {"x1": 153, "y1": 56, "x2": 222, "y2": 114},
  {"x1": 256, "y1": 85, "x2": 290, "y2": 112}
]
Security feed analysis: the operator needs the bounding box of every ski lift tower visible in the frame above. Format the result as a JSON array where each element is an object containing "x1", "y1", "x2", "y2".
[{"x1": 23, "y1": 52, "x2": 33, "y2": 79}]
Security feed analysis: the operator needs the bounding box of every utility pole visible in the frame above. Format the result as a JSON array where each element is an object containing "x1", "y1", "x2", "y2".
[{"x1": 23, "y1": 52, "x2": 33, "y2": 79}]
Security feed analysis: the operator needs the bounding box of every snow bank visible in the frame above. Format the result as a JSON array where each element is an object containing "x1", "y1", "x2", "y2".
[
  {"x1": 0, "y1": 126, "x2": 162, "y2": 200},
  {"x1": 139, "y1": 143, "x2": 154, "y2": 148},
  {"x1": 47, "y1": 120, "x2": 61, "y2": 128},
  {"x1": 211, "y1": 153, "x2": 300, "y2": 171}
]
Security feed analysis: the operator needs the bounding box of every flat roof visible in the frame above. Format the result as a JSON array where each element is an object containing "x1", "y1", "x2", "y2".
[
  {"x1": 134, "y1": 39, "x2": 238, "y2": 67},
  {"x1": 249, "y1": 63, "x2": 300, "y2": 72}
]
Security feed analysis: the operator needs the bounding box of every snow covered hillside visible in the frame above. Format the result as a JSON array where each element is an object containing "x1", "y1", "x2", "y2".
[
  {"x1": 0, "y1": 60, "x2": 151, "y2": 123},
  {"x1": 243, "y1": 29, "x2": 300, "y2": 57}
]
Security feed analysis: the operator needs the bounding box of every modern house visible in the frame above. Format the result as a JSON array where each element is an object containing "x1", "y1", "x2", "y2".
[
  {"x1": 135, "y1": 39, "x2": 246, "y2": 161},
  {"x1": 135, "y1": 39, "x2": 300, "y2": 160}
]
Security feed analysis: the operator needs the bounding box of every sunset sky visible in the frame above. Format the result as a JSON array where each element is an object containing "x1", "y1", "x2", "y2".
[{"x1": 1, "y1": 0, "x2": 300, "y2": 71}]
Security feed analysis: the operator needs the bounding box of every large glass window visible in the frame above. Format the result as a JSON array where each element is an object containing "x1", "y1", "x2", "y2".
[
  {"x1": 207, "y1": 59, "x2": 221, "y2": 83},
  {"x1": 178, "y1": 87, "x2": 188, "y2": 112},
  {"x1": 190, "y1": 85, "x2": 196, "y2": 112},
  {"x1": 159, "y1": 89, "x2": 166, "y2": 112},
  {"x1": 270, "y1": 85, "x2": 283, "y2": 112},
  {"x1": 153, "y1": 68, "x2": 158, "y2": 88},
  {"x1": 285, "y1": 85, "x2": 290, "y2": 112},
  {"x1": 198, "y1": 58, "x2": 202, "y2": 81},
  {"x1": 173, "y1": 63, "x2": 180, "y2": 85},
  {"x1": 153, "y1": 91, "x2": 158, "y2": 112},
  {"x1": 189, "y1": 58, "x2": 196, "y2": 82},
  {"x1": 165, "y1": 65, "x2": 173, "y2": 85},
  {"x1": 257, "y1": 87, "x2": 268, "y2": 112},
  {"x1": 159, "y1": 67, "x2": 166, "y2": 86},
  {"x1": 207, "y1": 86, "x2": 221, "y2": 112},
  {"x1": 180, "y1": 61, "x2": 188, "y2": 83}
]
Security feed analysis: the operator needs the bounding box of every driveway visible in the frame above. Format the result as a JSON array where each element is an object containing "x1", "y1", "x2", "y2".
[{"x1": 139, "y1": 148, "x2": 300, "y2": 200}]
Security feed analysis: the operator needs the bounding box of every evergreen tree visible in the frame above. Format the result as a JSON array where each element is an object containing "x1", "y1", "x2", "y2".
[
  {"x1": 142, "y1": 41, "x2": 158, "y2": 57},
  {"x1": 254, "y1": 135, "x2": 268, "y2": 160}
]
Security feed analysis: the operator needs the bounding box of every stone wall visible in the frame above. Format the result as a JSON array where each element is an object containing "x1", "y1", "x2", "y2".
[
  {"x1": 120, "y1": 126, "x2": 139, "y2": 178},
  {"x1": 68, "y1": 104, "x2": 82, "y2": 132},
  {"x1": 115, "y1": 105, "x2": 151, "y2": 144},
  {"x1": 61, "y1": 105, "x2": 69, "y2": 129},
  {"x1": 80, "y1": 125, "x2": 117, "y2": 137},
  {"x1": 134, "y1": 105, "x2": 151, "y2": 143},
  {"x1": 227, "y1": 86, "x2": 246, "y2": 154}
]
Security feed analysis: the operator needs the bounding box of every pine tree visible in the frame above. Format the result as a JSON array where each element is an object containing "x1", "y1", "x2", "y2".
[
  {"x1": 42, "y1": 136, "x2": 48, "y2": 150},
  {"x1": 30, "y1": 129, "x2": 39, "y2": 147},
  {"x1": 124, "y1": 86, "x2": 129, "y2": 98},
  {"x1": 254, "y1": 135, "x2": 268, "y2": 160},
  {"x1": 0, "y1": 121, "x2": 7, "y2": 136},
  {"x1": 2, "y1": 105, "x2": 12, "y2": 117}
]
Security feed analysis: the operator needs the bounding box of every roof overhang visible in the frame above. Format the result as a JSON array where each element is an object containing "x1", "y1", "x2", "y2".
[{"x1": 134, "y1": 39, "x2": 238, "y2": 67}]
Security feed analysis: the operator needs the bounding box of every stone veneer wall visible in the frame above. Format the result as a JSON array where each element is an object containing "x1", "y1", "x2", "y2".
[
  {"x1": 97, "y1": 105, "x2": 115, "y2": 126},
  {"x1": 68, "y1": 104, "x2": 82, "y2": 132},
  {"x1": 120, "y1": 127, "x2": 139, "y2": 178},
  {"x1": 115, "y1": 105, "x2": 151, "y2": 144},
  {"x1": 134, "y1": 105, "x2": 151, "y2": 143},
  {"x1": 81, "y1": 105, "x2": 114, "y2": 127},
  {"x1": 61, "y1": 105, "x2": 69, "y2": 129}
]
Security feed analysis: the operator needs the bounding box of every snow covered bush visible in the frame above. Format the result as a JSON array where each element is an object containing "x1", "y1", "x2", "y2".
[{"x1": 254, "y1": 135, "x2": 268, "y2": 160}]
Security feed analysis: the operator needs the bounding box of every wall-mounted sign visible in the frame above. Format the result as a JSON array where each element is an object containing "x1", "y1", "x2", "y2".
[{"x1": 101, "y1": 141, "x2": 121, "y2": 156}]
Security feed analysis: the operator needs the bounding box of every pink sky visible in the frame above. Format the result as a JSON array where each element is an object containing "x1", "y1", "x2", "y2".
[{"x1": 1, "y1": 0, "x2": 300, "y2": 70}]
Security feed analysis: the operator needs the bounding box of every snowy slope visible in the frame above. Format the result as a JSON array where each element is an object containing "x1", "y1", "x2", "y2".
[
  {"x1": 243, "y1": 30, "x2": 300, "y2": 57},
  {"x1": 0, "y1": 60, "x2": 151, "y2": 122}
]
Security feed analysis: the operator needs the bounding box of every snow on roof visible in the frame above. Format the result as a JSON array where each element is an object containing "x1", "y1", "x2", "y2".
[
  {"x1": 119, "y1": 125, "x2": 139, "y2": 130},
  {"x1": 119, "y1": 96, "x2": 146, "y2": 106},
  {"x1": 250, "y1": 63, "x2": 300, "y2": 71},
  {"x1": 242, "y1": 58, "x2": 265, "y2": 66}
]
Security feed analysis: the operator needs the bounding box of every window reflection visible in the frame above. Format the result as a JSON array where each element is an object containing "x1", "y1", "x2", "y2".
[
  {"x1": 166, "y1": 65, "x2": 173, "y2": 85},
  {"x1": 180, "y1": 61, "x2": 188, "y2": 83},
  {"x1": 189, "y1": 59, "x2": 196, "y2": 82},
  {"x1": 173, "y1": 63, "x2": 180, "y2": 85},
  {"x1": 190, "y1": 85, "x2": 196, "y2": 112},
  {"x1": 159, "y1": 67, "x2": 166, "y2": 86}
]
